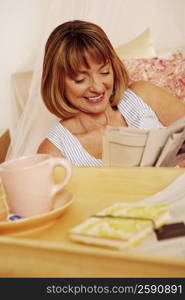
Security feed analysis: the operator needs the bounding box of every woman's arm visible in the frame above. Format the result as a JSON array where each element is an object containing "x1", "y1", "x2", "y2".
[
  {"x1": 130, "y1": 80, "x2": 185, "y2": 126},
  {"x1": 37, "y1": 139, "x2": 63, "y2": 157}
]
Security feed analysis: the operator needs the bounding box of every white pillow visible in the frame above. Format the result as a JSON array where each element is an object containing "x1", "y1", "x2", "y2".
[
  {"x1": 156, "y1": 46, "x2": 185, "y2": 59},
  {"x1": 115, "y1": 28, "x2": 156, "y2": 59}
]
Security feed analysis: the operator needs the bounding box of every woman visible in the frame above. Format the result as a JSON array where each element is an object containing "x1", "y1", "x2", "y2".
[{"x1": 38, "y1": 20, "x2": 185, "y2": 166}]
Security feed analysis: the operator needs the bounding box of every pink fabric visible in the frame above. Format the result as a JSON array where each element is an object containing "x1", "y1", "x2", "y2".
[{"x1": 123, "y1": 57, "x2": 185, "y2": 103}]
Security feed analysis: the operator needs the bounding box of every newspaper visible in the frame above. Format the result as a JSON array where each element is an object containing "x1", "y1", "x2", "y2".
[{"x1": 102, "y1": 116, "x2": 185, "y2": 167}]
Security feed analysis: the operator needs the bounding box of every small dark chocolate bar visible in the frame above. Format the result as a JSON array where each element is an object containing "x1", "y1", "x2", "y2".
[{"x1": 155, "y1": 222, "x2": 185, "y2": 240}]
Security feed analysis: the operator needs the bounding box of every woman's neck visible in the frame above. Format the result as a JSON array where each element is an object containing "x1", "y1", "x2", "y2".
[
  {"x1": 76, "y1": 105, "x2": 124, "y2": 133},
  {"x1": 62, "y1": 105, "x2": 127, "y2": 136}
]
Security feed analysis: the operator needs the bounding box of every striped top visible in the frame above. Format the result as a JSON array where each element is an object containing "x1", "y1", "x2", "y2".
[{"x1": 47, "y1": 89, "x2": 163, "y2": 166}]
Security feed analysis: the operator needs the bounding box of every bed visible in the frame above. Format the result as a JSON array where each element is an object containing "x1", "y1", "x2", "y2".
[{"x1": 1, "y1": 24, "x2": 185, "y2": 278}]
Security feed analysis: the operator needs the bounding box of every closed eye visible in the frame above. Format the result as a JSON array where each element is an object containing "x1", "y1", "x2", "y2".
[
  {"x1": 74, "y1": 78, "x2": 85, "y2": 83},
  {"x1": 100, "y1": 65, "x2": 110, "y2": 75},
  {"x1": 100, "y1": 71, "x2": 110, "y2": 75}
]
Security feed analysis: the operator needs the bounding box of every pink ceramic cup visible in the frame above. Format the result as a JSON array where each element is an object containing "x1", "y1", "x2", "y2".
[{"x1": 0, "y1": 154, "x2": 72, "y2": 218}]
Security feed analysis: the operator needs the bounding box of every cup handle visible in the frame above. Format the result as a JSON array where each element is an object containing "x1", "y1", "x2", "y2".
[{"x1": 48, "y1": 157, "x2": 72, "y2": 196}]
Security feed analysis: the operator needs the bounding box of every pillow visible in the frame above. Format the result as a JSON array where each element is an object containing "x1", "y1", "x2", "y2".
[
  {"x1": 122, "y1": 57, "x2": 185, "y2": 103},
  {"x1": 115, "y1": 28, "x2": 156, "y2": 59},
  {"x1": 156, "y1": 46, "x2": 185, "y2": 59}
]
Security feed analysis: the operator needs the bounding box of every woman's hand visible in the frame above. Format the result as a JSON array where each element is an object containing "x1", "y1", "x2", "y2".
[
  {"x1": 173, "y1": 154, "x2": 185, "y2": 168},
  {"x1": 175, "y1": 159, "x2": 185, "y2": 168}
]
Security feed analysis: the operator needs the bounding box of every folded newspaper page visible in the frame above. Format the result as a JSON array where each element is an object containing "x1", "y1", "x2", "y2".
[{"x1": 102, "y1": 116, "x2": 185, "y2": 167}]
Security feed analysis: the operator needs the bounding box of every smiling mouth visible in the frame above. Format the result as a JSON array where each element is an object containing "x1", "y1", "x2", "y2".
[{"x1": 84, "y1": 93, "x2": 104, "y2": 103}]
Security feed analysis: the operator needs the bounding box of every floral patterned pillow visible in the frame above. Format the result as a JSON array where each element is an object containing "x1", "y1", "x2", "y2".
[{"x1": 122, "y1": 56, "x2": 185, "y2": 103}]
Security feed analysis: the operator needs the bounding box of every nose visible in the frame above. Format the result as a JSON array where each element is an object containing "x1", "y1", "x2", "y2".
[{"x1": 89, "y1": 76, "x2": 104, "y2": 93}]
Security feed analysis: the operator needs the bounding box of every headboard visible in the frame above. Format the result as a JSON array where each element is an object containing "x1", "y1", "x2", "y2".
[{"x1": 11, "y1": 71, "x2": 33, "y2": 117}]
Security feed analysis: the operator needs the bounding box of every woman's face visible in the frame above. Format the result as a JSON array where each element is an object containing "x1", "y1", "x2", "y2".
[{"x1": 64, "y1": 55, "x2": 114, "y2": 115}]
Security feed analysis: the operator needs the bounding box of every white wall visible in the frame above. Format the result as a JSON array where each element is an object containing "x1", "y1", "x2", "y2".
[
  {"x1": 0, "y1": 0, "x2": 185, "y2": 133},
  {"x1": 0, "y1": 0, "x2": 49, "y2": 131}
]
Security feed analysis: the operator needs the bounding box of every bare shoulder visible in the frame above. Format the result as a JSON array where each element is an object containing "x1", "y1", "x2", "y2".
[
  {"x1": 37, "y1": 138, "x2": 63, "y2": 157},
  {"x1": 130, "y1": 80, "x2": 185, "y2": 125},
  {"x1": 130, "y1": 80, "x2": 154, "y2": 95}
]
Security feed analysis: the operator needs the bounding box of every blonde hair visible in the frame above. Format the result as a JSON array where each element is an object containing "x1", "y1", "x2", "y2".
[{"x1": 41, "y1": 20, "x2": 129, "y2": 119}]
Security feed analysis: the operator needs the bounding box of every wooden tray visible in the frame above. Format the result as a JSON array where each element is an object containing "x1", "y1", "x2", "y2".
[{"x1": 0, "y1": 166, "x2": 185, "y2": 277}]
